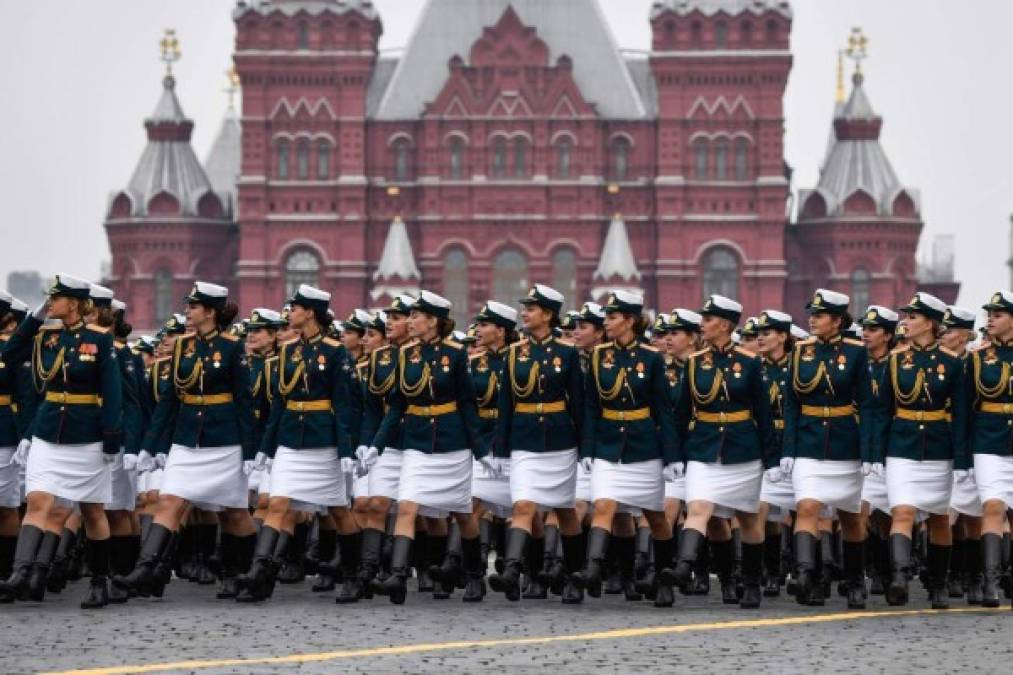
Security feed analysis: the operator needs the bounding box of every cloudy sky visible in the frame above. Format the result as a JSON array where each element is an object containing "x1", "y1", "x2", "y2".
[{"x1": 1, "y1": 0, "x2": 1010, "y2": 308}]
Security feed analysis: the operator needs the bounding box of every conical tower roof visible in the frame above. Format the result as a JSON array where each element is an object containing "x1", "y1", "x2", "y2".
[
  {"x1": 591, "y1": 214, "x2": 642, "y2": 301},
  {"x1": 204, "y1": 104, "x2": 241, "y2": 219},
  {"x1": 370, "y1": 216, "x2": 421, "y2": 302}
]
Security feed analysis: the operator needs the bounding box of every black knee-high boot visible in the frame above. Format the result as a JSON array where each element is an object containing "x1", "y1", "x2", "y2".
[
  {"x1": 928, "y1": 543, "x2": 951, "y2": 610},
  {"x1": 651, "y1": 536, "x2": 675, "y2": 608},
  {"x1": 539, "y1": 524, "x2": 565, "y2": 595},
  {"x1": 740, "y1": 541, "x2": 763, "y2": 608},
  {"x1": 412, "y1": 529, "x2": 430, "y2": 590},
  {"x1": 635, "y1": 526, "x2": 652, "y2": 581},
  {"x1": 278, "y1": 522, "x2": 307, "y2": 584},
  {"x1": 964, "y1": 537, "x2": 983, "y2": 605},
  {"x1": 672, "y1": 527, "x2": 705, "y2": 591},
  {"x1": 612, "y1": 536, "x2": 641, "y2": 601},
  {"x1": 112, "y1": 523, "x2": 173, "y2": 596},
  {"x1": 0, "y1": 534, "x2": 15, "y2": 582},
  {"x1": 572, "y1": 527, "x2": 609, "y2": 599},
  {"x1": 982, "y1": 533, "x2": 1002, "y2": 608},
  {"x1": 107, "y1": 535, "x2": 135, "y2": 603},
  {"x1": 373, "y1": 535, "x2": 412, "y2": 604},
  {"x1": 843, "y1": 540, "x2": 866, "y2": 609},
  {"x1": 794, "y1": 531, "x2": 821, "y2": 606},
  {"x1": 427, "y1": 533, "x2": 451, "y2": 599},
  {"x1": 491, "y1": 518, "x2": 507, "y2": 575},
  {"x1": 523, "y1": 536, "x2": 547, "y2": 599},
  {"x1": 214, "y1": 532, "x2": 237, "y2": 600},
  {"x1": 431, "y1": 522, "x2": 464, "y2": 592},
  {"x1": 561, "y1": 533, "x2": 585, "y2": 604},
  {"x1": 886, "y1": 533, "x2": 911, "y2": 606},
  {"x1": 80, "y1": 538, "x2": 110, "y2": 609},
  {"x1": 46, "y1": 528, "x2": 75, "y2": 594},
  {"x1": 312, "y1": 527, "x2": 338, "y2": 592},
  {"x1": 0, "y1": 525, "x2": 43, "y2": 602},
  {"x1": 27, "y1": 530, "x2": 59, "y2": 602},
  {"x1": 139, "y1": 514, "x2": 153, "y2": 543},
  {"x1": 603, "y1": 530, "x2": 622, "y2": 595},
  {"x1": 357, "y1": 527, "x2": 383, "y2": 597},
  {"x1": 763, "y1": 532, "x2": 782, "y2": 597},
  {"x1": 461, "y1": 536, "x2": 486, "y2": 602},
  {"x1": 235, "y1": 526, "x2": 280, "y2": 603},
  {"x1": 479, "y1": 518, "x2": 492, "y2": 565},
  {"x1": 335, "y1": 532, "x2": 364, "y2": 603},
  {"x1": 711, "y1": 538, "x2": 738, "y2": 604},
  {"x1": 949, "y1": 527, "x2": 965, "y2": 599},
  {"x1": 488, "y1": 528, "x2": 529, "y2": 601},
  {"x1": 692, "y1": 536, "x2": 712, "y2": 595}
]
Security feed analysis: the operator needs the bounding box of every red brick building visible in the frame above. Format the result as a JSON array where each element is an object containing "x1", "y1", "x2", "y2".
[{"x1": 104, "y1": 0, "x2": 955, "y2": 330}]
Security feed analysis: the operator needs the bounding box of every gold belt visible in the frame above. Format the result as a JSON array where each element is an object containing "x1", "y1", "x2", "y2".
[
  {"x1": 895, "y1": 407, "x2": 951, "y2": 422},
  {"x1": 0, "y1": 395, "x2": 11, "y2": 406},
  {"x1": 515, "y1": 401, "x2": 566, "y2": 414},
  {"x1": 286, "y1": 399, "x2": 331, "y2": 412},
  {"x1": 774, "y1": 419, "x2": 785, "y2": 430},
  {"x1": 407, "y1": 402, "x2": 458, "y2": 417},
  {"x1": 45, "y1": 392, "x2": 100, "y2": 405},
  {"x1": 980, "y1": 402, "x2": 1013, "y2": 415},
  {"x1": 601, "y1": 407, "x2": 651, "y2": 421},
  {"x1": 800, "y1": 405, "x2": 855, "y2": 418},
  {"x1": 478, "y1": 408, "x2": 499, "y2": 419},
  {"x1": 695, "y1": 410, "x2": 751, "y2": 424},
  {"x1": 182, "y1": 393, "x2": 233, "y2": 406}
]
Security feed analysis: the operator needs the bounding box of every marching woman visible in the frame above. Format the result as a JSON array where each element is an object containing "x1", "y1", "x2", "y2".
[
  {"x1": 965, "y1": 290, "x2": 1013, "y2": 608},
  {"x1": 370, "y1": 291, "x2": 488, "y2": 605},
  {"x1": 487, "y1": 284, "x2": 586, "y2": 605},
  {"x1": 859, "y1": 305, "x2": 899, "y2": 596},
  {"x1": 874, "y1": 292, "x2": 967, "y2": 609},
  {"x1": 113, "y1": 282, "x2": 257, "y2": 600},
  {"x1": 671, "y1": 295, "x2": 776, "y2": 608},
  {"x1": 237, "y1": 285, "x2": 361, "y2": 603},
  {"x1": 0, "y1": 274, "x2": 123, "y2": 608},
  {"x1": 355, "y1": 294, "x2": 414, "y2": 596},
  {"x1": 574, "y1": 291, "x2": 680, "y2": 608},
  {"x1": 660, "y1": 309, "x2": 702, "y2": 531},
  {"x1": 755, "y1": 310, "x2": 796, "y2": 597},
  {"x1": 941, "y1": 305, "x2": 983, "y2": 603},
  {"x1": 781, "y1": 289, "x2": 873, "y2": 609}
]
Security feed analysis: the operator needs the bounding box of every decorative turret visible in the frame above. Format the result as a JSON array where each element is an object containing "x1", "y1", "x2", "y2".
[
  {"x1": 370, "y1": 216, "x2": 421, "y2": 303},
  {"x1": 591, "y1": 214, "x2": 642, "y2": 301},
  {"x1": 204, "y1": 68, "x2": 242, "y2": 220}
]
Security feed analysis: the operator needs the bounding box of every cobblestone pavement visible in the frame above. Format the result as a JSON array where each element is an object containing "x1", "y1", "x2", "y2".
[{"x1": 3, "y1": 578, "x2": 1010, "y2": 675}]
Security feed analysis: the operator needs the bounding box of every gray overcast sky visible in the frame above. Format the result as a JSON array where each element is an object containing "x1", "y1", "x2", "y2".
[{"x1": 1, "y1": 0, "x2": 1010, "y2": 309}]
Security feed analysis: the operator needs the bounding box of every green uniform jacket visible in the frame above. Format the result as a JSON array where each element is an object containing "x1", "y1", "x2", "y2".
[
  {"x1": 247, "y1": 352, "x2": 278, "y2": 451},
  {"x1": 966, "y1": 342, "x2": 1013, "y2": 459},
  {"x1": 4, "y1": 317, "x2": 122, "y2": 452},
  {"x1": 360, "y1": 344, "x2": 402, "y2": 453},
  {"x1": 863, "y1": 353, "x2": 890, "y2": 461},
  {"x1": 141, "y1": 357, "x2": 177, "y2": 455},
  {"x1": 470, "y1": 347, "x2": 508, "y2": 458},
  {"x1": 374, "y1": 337, "x2": 482, "y2": 456},
  {"x1": 494, "y1": 335, "x2": 583, "y2": 456},
  {"x1": 581, "y1": 341, "x2": 679, "y2": 464},
  {"x1": 663, "y1": 355, "x2": 688, "y2": 422},
  {"x1": 675, "y1": 343, "x2": 776, "y2": 468},
  {"x1": 873, "y1": 342, "x2": 968, "y2": 468},
  {"x1": 782, "y1": 335, "x2": 873, "y2": 462},
  {"x1": 145, "y1": 329, "x2": 257, "y2": 459},
  {"x1": 0, "y1": 333, "x2": 37, "y2": 447},
  {"x1": 260, "y1": 333, "x2": 354, "y2": 459},
  {"x1": 762, "y1": 355, "x2": 790, "y2": 451},
  {"x1": 114, "y1": 341, "x2": 143, "y2": 456}
]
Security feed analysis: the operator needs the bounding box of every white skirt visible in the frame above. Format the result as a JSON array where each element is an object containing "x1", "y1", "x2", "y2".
[
  {"x1": 26, "y1": 437, "x2": 110, "y2": 504},
  {"x1": 760, "y1": 472, "x2": 796, "y2": 519},
  {"x1": 269, "y1": 446, "x2": 348, "y2": 508},
  {"x1": 590, "y1": 458, "x2": 664, "y2": 515},
  {"x1": 686, "y1": 460, "x2": 762, "y2": 518},
  {"x1": 665, "y1": 474, "x2": 687, "y2": 501},
  {"x1": 0, "y1": 447, "x2": 20, "y2": 508},
  {"x1": 792, "y1": 458, "x2": 863, "y2": 514},
  {"x1": 950, "y1": 474, "x2": 983, "y2": 517},
  {"x1": 141, "y1": 468, "x2": 163, "y2": 493},
  {"x1": 353, "y1": 472, "x2": 369, "y2": 500},
  {"x1": 105, "y1": 453, "x2": 138, "y2": 511},
  {"x1": 472, "y1": 459, "x2": 512, "y2": 518},
  {"x1": 861, "y1": 470, "x2": 890, "y2": 515},
  {"x1": 161, "y1": 444, "x2": 248, "y2": 510},
  {"x1": 576, "y1": 461, "x2": 593, "y2": 502},
  {"x1": 247, "y1": 467, "x2": 262, "y2": 493},
  {"x1": 257, "y1": 467, "x2": 271, "y2": 496},
  {"x1": 974, "y1": 453, "x2": 1013, "y2": 506},
  {"x1": 399, "y1": 449, "x2": 472, "y2": 517},
  {"x1": 886, "y1": 457, "x2": 953, "y2": 515},
  {"x1": 510, "y1": 448, "x2": 577, "y2": 511},
  {"x1": 368, "y1": 448, "x2": 403, "y2": 500}
]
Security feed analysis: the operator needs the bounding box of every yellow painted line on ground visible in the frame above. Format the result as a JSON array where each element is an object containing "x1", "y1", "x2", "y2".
[{"x1": 42, "y1": 606, "x2": 1007, "y2": 675}]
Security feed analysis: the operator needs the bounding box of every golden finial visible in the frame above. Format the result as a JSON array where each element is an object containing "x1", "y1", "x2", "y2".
[
  {"x1": 607, "y1": 183, "x2": 620, "y2": 195},
  {"x1": 160, "y1": 29, "x2": 181, "y2": 76},
  {"x1": 386, "y1": 186, "x2": 401, "y2": 197},
  {"x1": 835, "y1": 50, "x2": 845, "y2": 103},
  {"x1": 224, "y1": 65, "x2": 240, "y2": 109},
  {"x1": 846, "y1": 27, "x2": 868, "y2": 76}
]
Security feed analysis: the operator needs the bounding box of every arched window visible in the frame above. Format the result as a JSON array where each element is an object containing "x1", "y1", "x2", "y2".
[
  {"x1": 556, "y1": 139, "x2": 572, "y2": 179},
  {"x1": 690, "y1": 21, "x2": 702, "y2": 48},
  {"x1": 701, "y1": 247, "x2": 740, "y2": 301},
  {"x1": 715, "y1": 21, "x2": 728, "y2": 48},
  {"x1": 491, "y1": 249, "x2": 529, "y2": 306},
  {"x1": 766, "y1": 19, "x2": 778, "y2": 44},
  {"x1": 317, "y1": 141, "x2": 330, "y2": 179},
  {"x1": 296, "y1": 140, "x2": 310, "y2": 180},
  {"x1": 393, "y1": 139, "x2": 411, "y2": 181},
  {"x1": 612, "y1": 137, "x2": 631, "y2": 181},
  {"x1": 277, "y1": 141, "x2": 290, "y2": 179},
  {"x1": 443, "y1": 249, "x2": 470, "y2": 326},
  {"x1": 449, "y1": 137, "x2": 465, "y2": 179},
  {"x1": 551, "y1": 249, "x2": 577, "y2": 311},
  {"x1": 513, "y1": 138, "x2": 527, "y2": 178},
  {"x1": 851, "y1": 268, "x2": 871, "y2": 315},
  {"x1": 741, "y1": 21, "x2": 753, "y2": 44},
  {"x1": 714, "y1": 139, "x2": 728, "y2": 180},
  {"x1": 297, "y1": 21, "x2": 309, "y2": 49},
  {"x1": 154, "y1": 269, "x2": 173, "y2": 324},
  {"x1": 734, "y1": 138, "x2": 749, "y2": 181},
  {"x1": 492, "y1": 137, "x2": 507, "y2": 178},
  {"x1": 284, "y1": 250, "x2": 320, "y2": 300},
  {"x1": 693, "y1": 139, "x2": 708, "y2": 179}
]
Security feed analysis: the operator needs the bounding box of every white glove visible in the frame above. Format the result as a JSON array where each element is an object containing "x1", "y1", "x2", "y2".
[
  {"x1": 870, "y1": 462, "x2": 885, "y2": 478},
  {"x1": 779, "y1": 456, "x2": 794, "y2": 476},
  {"x1": 954, "y1": 468, "x2": 975, "y2": 483},
  {"x1": 354, "y1": 445, "x2": 368, "y2": 463},
  {"x1": 122, "y1": 454, "x2": 138, "y2": 472},
  {"x1": 662, "y1": 463, "x2": 679, "y2": 482},
  {"x1": 340, "y1": 457, "x2": 356, "y2": 475},
  {"x1": 154, "y1": 453, "x2": 168, "y2": 469},
  {"x1": 253, "y1": 452, "x2": 271, "y2": 472},
  {"x1": 580, "y1": 457, "x2": 594, "y2": 474},
  {"x1": 102, "y1": 451, "x2": 120, "y2": 465},
  {"x1": 362, "y1": 447, "x2": 380, "y2": 470},
  {"x1": 10, "y1": 439, "x2": 30, "y2": 467},
  {"x1": 478, "y1": 455, "x2": 501, "y2": 478},
  {"x1": 355, "y1": 459, "x2": 369, "y2": 478},
  {"x1": 242, "y1": 460, "x2": 255, "y2": 476},
  {"x1": 862, "y1": 462, "x2": 873, "y2": 477},
  {"x1": 32, "y1": 300, "x2": 48, "y2": 321},
  {"x1": 136, "y1": 450, "x2": 155, "y2": 473},
  {"x1": 765, "y1": 467, "x2": 785, "y2": 483}
]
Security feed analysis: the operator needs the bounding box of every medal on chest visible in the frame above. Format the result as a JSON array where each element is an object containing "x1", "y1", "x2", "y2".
[
  {"x1": 602, "y1": 349, "x2": 615, "y2": 369},
  {"x1": 802, "y1": 345, "x2": 815, "y2": 362},
  {"x1": 518, "y1": 343, "x2": 531, "y2": 363},
  {"x1": 635, "y1": 361, "x2": 645, "y2": 379},
  {"x1": 184, "y1": 340, "x2": 196, "y2": 358},
  {"x1": 290, "y1": 345, "x2": 303, "y2": 363},
  {"x1": 836, "y1": 354, "x2": 847, "y2": 371},
  {"x1": 476, "y1": 355, "x2": 489, "y2": 373},
  {"x1": 666, "y1": 369, "x2": 678, "y2": 386},
  {"x1": 700, "y1": 352, "x2": 713, "y2": 370},
  {"x1": 901, "y1": 351, "x2": 915, "y2": 369},
  {"x1": 212, "y1": 351, "x2": 222, "y2": 369},
  {"x1": 553, "y1": 356, "x2": 562, "y2": 373},
  {"x1": 410, "y1": 346, "x2": 422, "y2": 364},
  {"x1": 317, "y1": 354, "x2": 327, "y2": 371},
  {"x1": 379, "y1": 350, "x2": 392, "y2": 366},
  {"x1": 731, "y1": 362, "x2": 742, "y2": 379},
  {"x1": 78, "y1": 342, "x2": 98, "y2": 362},
  {"x1": 45, "y1": 333, "x2": 60, "y2": 349},
  {"x1": 936, "y1": 363, "x2": 946, "y2": 381},
  {"x1": 984, "y1": 348, "x2": 999, "y2": 365},
  {"x1": 441, "y1": 355, "x2": 450, "y2": 373}
]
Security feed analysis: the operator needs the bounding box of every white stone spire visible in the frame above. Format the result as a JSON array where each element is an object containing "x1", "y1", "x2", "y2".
[
  {"x1": 371, "y1": 216, "x2": 421, "y2": 302},
  {"x1": 591, "y1": 213, "x2": 642, "y2": 301}
]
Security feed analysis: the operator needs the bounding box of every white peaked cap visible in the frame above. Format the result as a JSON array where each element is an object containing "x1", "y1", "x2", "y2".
[
  {"x1": 814, "y1": 288, "x2": 850, "y2": 306},
  {"x1": 55, "y1": 273, "x2": 91, "y2": 290},
  {"x1": 419, "y1": 290, "x2": 452, "y2": 308},
  {"x1": 253, "y1": 308, "x2": 282, "y2": 322},
  {"x1": 353, "y1": 308, "x2": 374, "y2": 324},
  {"x1": 612, "y1": 289, "x2": 643, "y2": 304},
  {"x1": 194, "y1": 281, "x2": 228, "y2": 297},
  {"x1": 790, "y1": 325, "x2": 809, "y2": 340},
  {"x1": 947, "y1": 305, "x2": 975, "y2": 322},
  {"x1": 10, "y1": 298, "x2": 27, "y2": 312},
  {"x1": 89, "y1": 283, "x2": 114, "y2": 301},
  {"x1": 582, "y1": 302, "x2": 605, "y2": 318},
  {"x1": 0, "y1": 291, "x2": 11, "y2": 303},
  {"x1": 762, "y1": 309, "x2": 792, "y2": 323},
  {"x1": 913, "y1": 291, "x2": 947, "y2": 313},
  {"x1": 533, "y1": 284, "x2": 564, "y2": 302},
  {"x1": 112, "y1": 299, "x2": 127, "y2": 312},
  {"x1": 671, "y1": 308, "x2": 702, "y2": 325},
  {"x1": 296, "y1": 284, "x2": 330, "y2": 302},
  {"x1": 485, "y1": 300, "x2": 518, "y2": 322},
  {"x1": 710, "y1": 295, "x2": 743, "y2": 313},
  {"x1": 866, "y1": 305, "x2": 899, "y2": 322}
]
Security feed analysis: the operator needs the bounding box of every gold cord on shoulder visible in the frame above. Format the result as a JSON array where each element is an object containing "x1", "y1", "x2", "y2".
[
  {"x1": 33, "y1": 332, "x2": 65, "y2": 393},
  {"x1": 689, "y1": 356, "x2": 723, "y2": 406},
  {"x1": 508, "y1": 345, "x2": 539, "y2": 399},
  {"x1": 592, "y1": 348, "x2": 625, "y2": 402}
]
